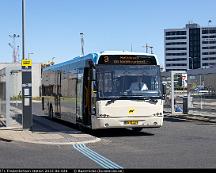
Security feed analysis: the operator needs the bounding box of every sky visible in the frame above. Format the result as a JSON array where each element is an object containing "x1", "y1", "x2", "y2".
[{"x1": 0, "y1": 0, "x2": 216, "y2": 66}]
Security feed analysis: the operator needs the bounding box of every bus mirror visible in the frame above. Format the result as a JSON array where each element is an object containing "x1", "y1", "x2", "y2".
[
  {"x1": 92, "y1": 81, "x2": 97, "y2": 92},
  {"x1": 92, "y1": 69, "x2": 96, "y2": 81},
  {"x1": 162, "y1": 84, "x2": 166, "y2": 99}
]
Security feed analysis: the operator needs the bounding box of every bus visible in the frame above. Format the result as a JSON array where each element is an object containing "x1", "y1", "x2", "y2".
[{"x1": 41, "y1": 51, "x2": 165, "y2": 131}]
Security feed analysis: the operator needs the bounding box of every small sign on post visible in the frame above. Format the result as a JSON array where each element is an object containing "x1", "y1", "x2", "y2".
[
  {"x1": 22, "y1": 59, "x2": 32, "y2": 67},
  {"x1": 21, "y1": 59, "x2": 32, "y2": 130}
]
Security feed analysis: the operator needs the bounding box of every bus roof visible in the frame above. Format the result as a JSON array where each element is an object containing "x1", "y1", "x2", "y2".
[{"x1": 43, "y1": 51, "x2": 159, "y2": 72}]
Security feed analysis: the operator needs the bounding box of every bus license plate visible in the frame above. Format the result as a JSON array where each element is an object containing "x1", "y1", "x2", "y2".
[{"x1": 124, "y1": 121, "x2": 138, "y2": 125}]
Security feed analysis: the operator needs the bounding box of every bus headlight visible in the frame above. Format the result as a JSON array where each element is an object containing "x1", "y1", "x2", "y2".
[
  {"x1": 153, "y1": 112, "x2": 163, "y2": 117},
  {"x1": 97, "y1": 114, "x2": 110, "y2": 118}
]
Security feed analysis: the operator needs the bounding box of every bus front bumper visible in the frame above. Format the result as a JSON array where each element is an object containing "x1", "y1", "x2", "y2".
[{"x1": 91, "y1": 116, "x2": 163, "y2": 129}]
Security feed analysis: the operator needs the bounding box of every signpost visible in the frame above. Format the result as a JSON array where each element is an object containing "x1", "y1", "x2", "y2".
[
  {"x1": 22, "y1": 59, "x2": 32, "y2": 130},
  {"x1": 22, "y1": 0, "x2": 32, "y2": 130}
]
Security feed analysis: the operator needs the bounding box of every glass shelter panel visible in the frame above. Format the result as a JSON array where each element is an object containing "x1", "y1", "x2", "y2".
[{"x1": 188, "y1": 73, "x2": 216, "y2": 116}]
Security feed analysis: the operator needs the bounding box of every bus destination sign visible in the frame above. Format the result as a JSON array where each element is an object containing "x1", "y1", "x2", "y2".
[{"x1": 98, "y1": 55, "x2": 156, "y2": 65}]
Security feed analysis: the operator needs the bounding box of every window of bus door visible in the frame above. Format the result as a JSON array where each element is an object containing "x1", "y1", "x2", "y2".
[{"x1": 96, "y1": 65, "x2": 162, "y2": 99}]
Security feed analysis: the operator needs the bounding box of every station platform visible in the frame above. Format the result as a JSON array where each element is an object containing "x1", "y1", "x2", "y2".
[{"x1": 0, "y1": 108, "x2": 100, "y2": 145}]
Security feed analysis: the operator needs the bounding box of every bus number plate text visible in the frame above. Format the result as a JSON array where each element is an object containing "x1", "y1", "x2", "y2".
[{"x1": 124, "y1": 120, "x2": 138, "y2": 125}]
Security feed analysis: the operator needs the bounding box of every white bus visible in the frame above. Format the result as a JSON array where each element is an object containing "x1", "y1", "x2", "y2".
[{"x1": 42, "y1": 51, "x2": 165, "y2": 131}]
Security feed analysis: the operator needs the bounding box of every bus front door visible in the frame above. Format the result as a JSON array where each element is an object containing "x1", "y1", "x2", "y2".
[
  {"x1": 83, "y1": 67, "x2": 91, "y2": 126},
  {"x1": 55, "y1": 71, "x2": 61, "y2": 118}
]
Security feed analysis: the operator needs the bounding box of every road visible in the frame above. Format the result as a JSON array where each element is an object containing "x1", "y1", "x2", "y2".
[{"x1": 0, "y1": 102, "x2": 216, "y2": 169}]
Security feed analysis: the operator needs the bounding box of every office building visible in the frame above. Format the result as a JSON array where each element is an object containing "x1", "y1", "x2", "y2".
[{"x1": 165, "y1": 23, "x2": 216, "y2": 71}]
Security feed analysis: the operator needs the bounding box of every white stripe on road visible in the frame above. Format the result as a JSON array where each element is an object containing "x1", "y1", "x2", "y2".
[{"x1": 73, "y1": 143, "x2": 123, "y2": 169}]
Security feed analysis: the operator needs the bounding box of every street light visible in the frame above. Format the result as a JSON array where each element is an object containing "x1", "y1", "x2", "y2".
[
  {"x1": 142, "y1": 44, "x2": 153, "y2": 54},
  {"x1": 80, "y1": 33, "x2": 84, "y2": 56},
  {"x1": 208, "y1": 20, "x2": 212, "y2": 26},
  {"x1": 51, "y1": 57, "x2": 56, "y2": 65},
  {"x1": 8, "y1": 34, "x2": 20, "y2": 63},
  {"x1": 22, "y1": 0, "x2": 33, "y2": 130}
]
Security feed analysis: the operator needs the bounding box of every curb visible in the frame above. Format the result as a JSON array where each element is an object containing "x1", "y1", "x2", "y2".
[
  {"x1": 165, "y1": 114, "x2": 216, "y2": 123},
  {"x1": 6, "y1": 137, "x2": 101, "y2": 146},
  {"x1": 0, "y1": 130, "x2": 101, "y2": 145}
]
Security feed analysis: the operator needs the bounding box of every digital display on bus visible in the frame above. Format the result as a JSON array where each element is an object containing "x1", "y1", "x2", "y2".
[{"x1": 98, "y1": 55, "x2": 157, "y2": 65}]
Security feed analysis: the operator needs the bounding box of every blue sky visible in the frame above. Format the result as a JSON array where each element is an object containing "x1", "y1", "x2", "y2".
[{"x1": 0, "y1": 0, "x2": 216, "y2": 66}]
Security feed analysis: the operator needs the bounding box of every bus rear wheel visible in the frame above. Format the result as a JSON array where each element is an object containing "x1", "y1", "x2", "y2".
[{"x1": 132, "y1": 127, "x2": 143, "y2": 132}]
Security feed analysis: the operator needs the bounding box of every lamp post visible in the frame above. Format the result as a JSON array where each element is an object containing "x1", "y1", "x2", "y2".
[
  {"x1": 9, "y1": 34, "x2": 20, "y2": 63},
  {"x1": 51, "y1": 57, "x2": 56, "y2": 65},
  {"x1": 208, "y1": 20, "x2": 212, "y2": 26},
  {"x1": 22, "y1": 0, "x2": 32, "y2": 130},
  {"x1": 80, "y1": 33, "x2": 84, "y2": 56}
]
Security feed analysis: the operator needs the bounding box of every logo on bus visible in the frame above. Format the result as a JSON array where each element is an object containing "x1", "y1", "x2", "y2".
[{"x1": 128, "y1": 109, "x2": 135, "y2": 114}]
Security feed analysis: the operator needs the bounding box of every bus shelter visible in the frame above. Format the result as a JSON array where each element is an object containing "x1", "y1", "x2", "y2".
[
  {"x1": 187, "y1": 67, "x2": 216, "y2": 117},
  {"x1": 0, "y1": 66, "x2": 22, "y2": 128},
  {"x1": 161, "y1": 70, "x2": 187, "y2": 114}
]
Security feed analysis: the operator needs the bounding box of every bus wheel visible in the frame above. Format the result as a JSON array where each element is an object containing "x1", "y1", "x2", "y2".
[
  {"x1": 132, "y1": 127, "x2": 143, "y2": 132},
  {"x1": 49, "y1": 105, "x2": 53, "y2": 119}
]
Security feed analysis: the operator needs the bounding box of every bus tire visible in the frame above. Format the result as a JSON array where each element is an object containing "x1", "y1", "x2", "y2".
[
  {"x1": 132, "y1": 127, "x2": 143, "y2": 132},
  {"x1": 49, "y1": 105, "x2": 54, "y2": 119}
]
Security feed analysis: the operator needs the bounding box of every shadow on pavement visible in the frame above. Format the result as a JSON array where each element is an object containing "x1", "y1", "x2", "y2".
[
  {"x1": 164, "y1": 116, "x2": 189, "y2": 122},
  {"x1": 90, "y1": 128, "x2": 155, "y2": 138},
  {"x1": 30, "y1": 115, "x2": 83, "y2": 134}
]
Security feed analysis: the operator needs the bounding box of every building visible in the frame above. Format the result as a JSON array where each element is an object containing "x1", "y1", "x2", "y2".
[{"x1": 165, "y1": 23, "x2": 216, "y2": 71}]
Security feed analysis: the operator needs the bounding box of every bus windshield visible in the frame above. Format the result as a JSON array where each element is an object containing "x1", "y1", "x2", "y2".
[{"x1": 96, "y1": 65, "x2": 162, "y2": 99}]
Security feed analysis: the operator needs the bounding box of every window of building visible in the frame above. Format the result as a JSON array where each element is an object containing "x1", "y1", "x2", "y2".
[
  {"x1": 202, "y1": 29, "x2": 216, "y2": 34},
  {"x1": 166, "y1": 47, "x2": 187, "y2": 50},
  {"x1": 202, "y1": 41, "x2": 216, "y2": 44},
  {"x1": 202, "y1": 57, "x2": 216, "y2": 60},
  {"x1": 202, "y1": 52, "x2": 216, "y2": 55},
  {"x1": 166, "y1": 36, "x2": 187, "y2": 40},
  {"x1": 166, "y1": 42, "x2": 187, "y2": 45},
  {"x1": 166, "y1": 53, "x2": 187, "y2": 56},
  {"x1": 166, "y1": 31, "x2": 187, "y2": 36},
  {"x1": 202, "y1": 46, "x2": 216, "y2": 49},
  {"x1": 166, "y1": 58, "x2": 187, "y2": 61},
  {"x1": 166, "y1": 64, "x2": 187, "y2": 67},
  {"x1": 202, "y1": 35, "x2": 216, "y2": 38}
]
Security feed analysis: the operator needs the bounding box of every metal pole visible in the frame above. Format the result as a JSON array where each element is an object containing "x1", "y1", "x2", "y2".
[
  {"x1": 22, "y1": 0, "x2": 25, "y2": 61},
  {"x1": 22, "y1": 0, "x2": 33, "y2": 130},
  {"x1": 200, "y1": 75, "x2": 203, "y2": 109},
  {"x1": 171, "y1": 71, "x2": 175, "y2": 114},
  {"x1": 145, "y1": 43, "x2": 148, "y2": 53}
]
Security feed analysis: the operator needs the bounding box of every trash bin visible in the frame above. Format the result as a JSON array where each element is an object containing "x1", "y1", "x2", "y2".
[{"x1": 183, "y1": 96, "x2": 188, "y2": 114}]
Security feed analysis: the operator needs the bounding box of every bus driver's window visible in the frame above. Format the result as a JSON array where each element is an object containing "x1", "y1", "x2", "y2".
[{"x1": 128, "y1": 77, "x2": 148, "y2": 91}]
